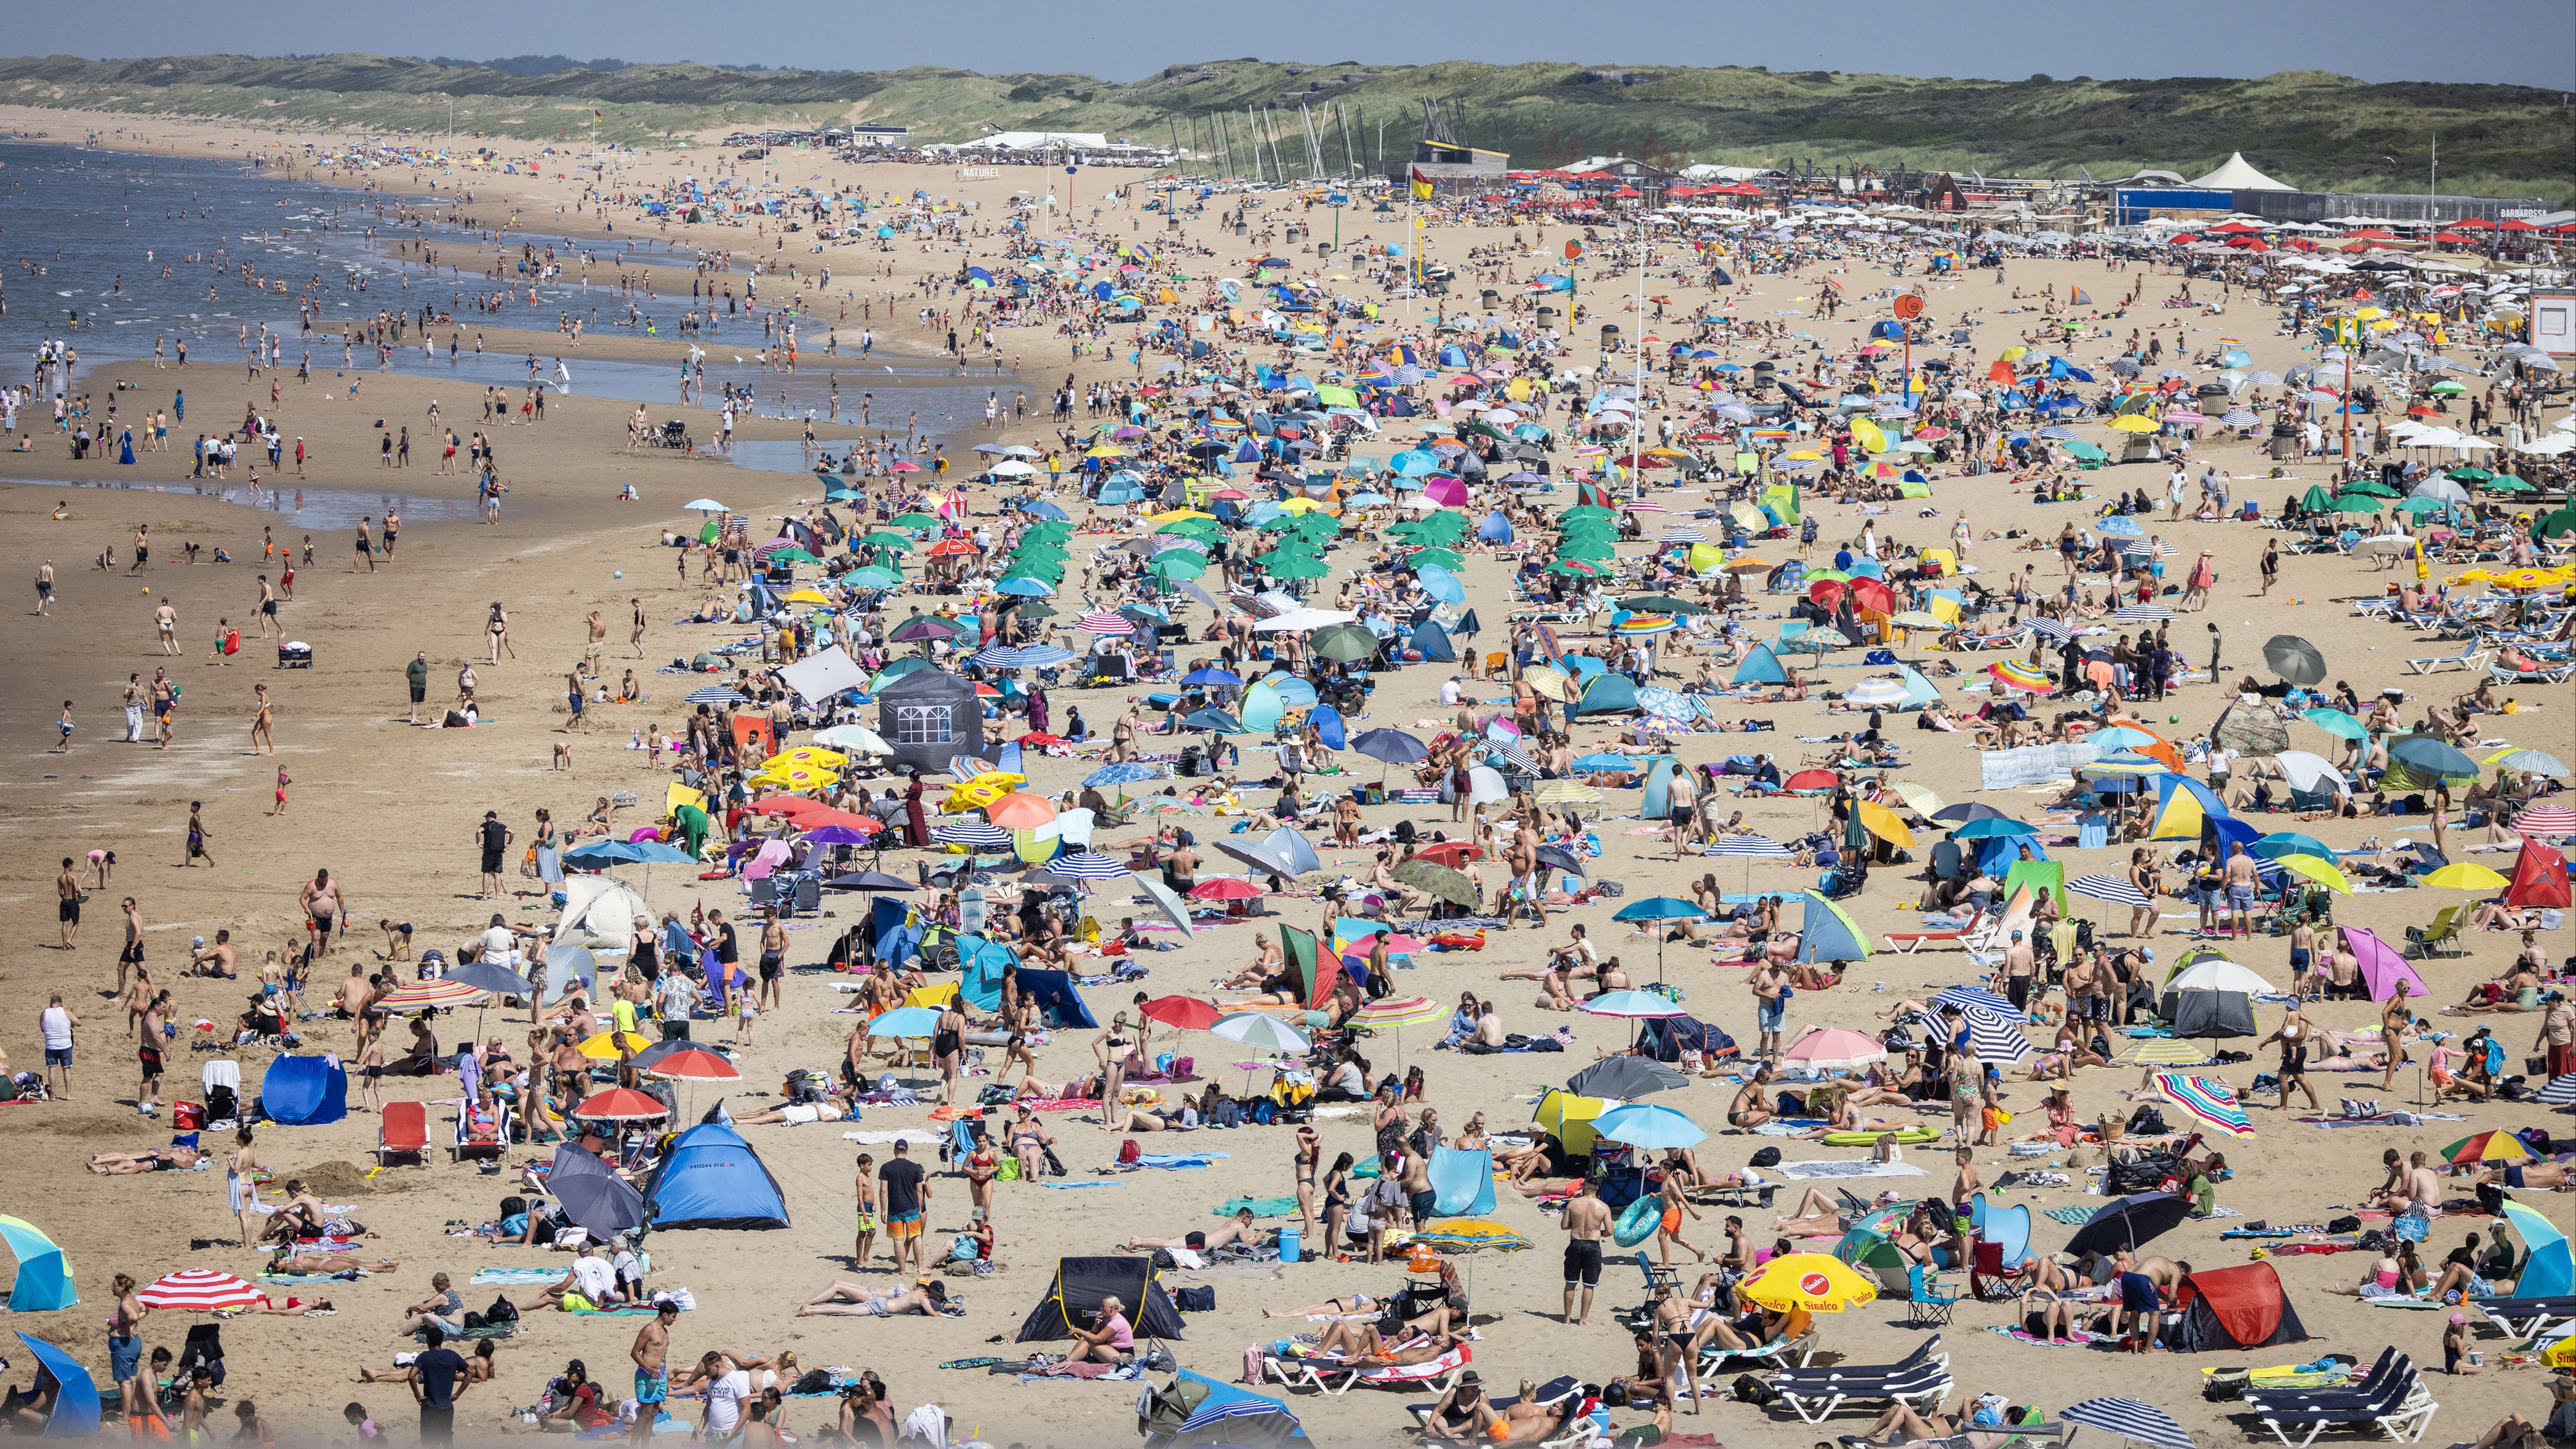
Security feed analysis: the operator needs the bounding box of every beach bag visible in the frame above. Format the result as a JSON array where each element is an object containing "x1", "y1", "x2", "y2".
[
  {"x1": 484, "y1": 1294, "x2": 520, "y2": 1326},
  {"x1": 1731, "y1": 1375, "x2": 1777, "y2": 1407},
  {"x1": 1175, "y1": 1286, "x2": 1216, "y2": 1312},
  {"x1": 996, "y1": 1154, "x2": 1020, "y2": 1181},
  {"x1": 1117, "y1": 1138, "x2": 1142, "y2": 1167},
  {"x1": 1042, "y1": 1145, "x2": 1068, "y2": 1177}
]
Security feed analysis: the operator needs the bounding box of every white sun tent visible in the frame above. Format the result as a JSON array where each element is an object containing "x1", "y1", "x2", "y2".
[
  {"x1": 775, "y1": 645, "x2": 868, "y2": 706},
  {"x1": 2188, "y1": 153, "x2": 2294, "y2": 192}
]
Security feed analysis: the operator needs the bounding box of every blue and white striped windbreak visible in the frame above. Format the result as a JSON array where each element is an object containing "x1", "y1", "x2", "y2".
[
  {"x1": 1962, "y1": 1006, "x2": 2035, "y2": 1065},
  {"x1": 2062, "y1": 1397, "x2": 2194, "y2": 1449},
  {"x1": 1038, "y1": 851, "x2": 1133, "y2": 881},
  {"x1": 2069, "y1": 873, "x2": 2153, "y2": 908}
]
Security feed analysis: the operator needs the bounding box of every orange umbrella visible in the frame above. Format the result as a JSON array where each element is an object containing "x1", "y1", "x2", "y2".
[{"x1": 985, "y1": 792, "x2": 1057, "y2": 829}]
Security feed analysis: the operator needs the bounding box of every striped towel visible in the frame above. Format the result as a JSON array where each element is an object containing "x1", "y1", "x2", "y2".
[{"x1": 470, "y1": 1268, "x2": 565, "y2": 1285}]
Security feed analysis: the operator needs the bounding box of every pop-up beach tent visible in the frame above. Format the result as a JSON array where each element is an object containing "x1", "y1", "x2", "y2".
[
  {"x1": 641, "y1": 1121, "x2": 790, "y2": 1231},
  {"x1": 0, "y1": 1218, "x2": 74, "y2": 1312},
  {"x1": 258, "y1": 1054, "x2": 347, "y2": 1126},
  {"x1": 2169, "y1": 1261, "x2": 2310, "y2": 1351},
  {"x1": 1014, "y1": 968, "x2": 1099, "y2": 1028},
  {"x1": 10, "y1": 1332, "x2": 99, "y2": 1438},
  {"x1": 1015, "y1": 1256, "x2": 1186, "y2": 1342}
]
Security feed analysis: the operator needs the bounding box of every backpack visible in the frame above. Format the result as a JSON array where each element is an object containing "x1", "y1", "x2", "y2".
[
  {"x1": 484, "y1": 1294, "x2": 520, "y2": 1326},
  {"x1": 204, "y1": 1084, "x2": 239, "y2": 1123},
  {"x1": 1731, "y1": 1375, "x2": 1778, "y2": 1407},
  {"x1": 1248, "y1": 1098, "x2": 1277, "y2": 1126},
  {"x1": 1116, "y1": 1137, "x2": 1142, "y2": 1167},
  {"x1": 500, "y1": 1195, "x2": 530, "y2": 1220},
  {"x1": 1394, "y1": 819, "x2": 1417, "y2": 845}
]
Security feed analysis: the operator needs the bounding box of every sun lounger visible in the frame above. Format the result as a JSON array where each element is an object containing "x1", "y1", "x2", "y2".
[
  {"x1": 2402, "y1": 906, "x2": 2465, "y2": 960},
  {"x1": 1767, "y1": 1335, "x2": 1951, "y2": 1424},
  {"x1": 2247, "y1": 1363, "x2": 2432, "y2": 1448},
  {"x1": 1407, "y1": 1375, "x2": 1580, "y2": 1429},
  {"x1": 1884, "y1": 911, "x2": 1984, "y2": 953},
  {"x1": 452, "y1": 1106, "x2": 505, "y2": 1165},
  {"x1": 2471, "y1": 1296, "x2": 2576, "y2": 1340},
  {"x1": 1696, "y1": 1328, "x2": 1815, "y2": 1373},
  {"x1": 1270, "y1": 1340, "x2": 1473, "y2": 1397},
  {"x1": 2404, "y1": 643, "x2": 2490, "y2": 675}
]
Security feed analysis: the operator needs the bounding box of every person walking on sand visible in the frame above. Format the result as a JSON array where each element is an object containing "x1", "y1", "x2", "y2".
[
  {"x1": 254, "y1": 574, "x2": 278, "y2": 639},
  {"x1": 1561, "y1": 1178, "x2": 1611, "y2": 1327},
  {"x1": 58, "y1": 856, "x2": 83, "y2": 948},
  {"x1": 630, "y1": 597, "x2": 647, "y2": 660},
  {"x1": 38, "y1": 994, "x2": 78, "y2": 1101},
  {"x1": 476, "y1": 812, "x2": 512, "y2": 900},
  {"x1": 154, "y1": 600, "x2": 178, "y2": 655},
  {"x1": 486, "y1": 602, "x2": 513, "y2": 663},
  {"x1": 354, "y1": 517, "x2": 374, "y2": 574},
  {"x1": 53, "y1": 700, "x2": 74, "y2": 753},
  {"x1": 182, "y1": 800, "x2": 213, "y2": 868},
  {"x1": 407, "y1": 651, "x2": 431, "y2": 726},
  {"x1": 121, "y1": 674, "x2": 143, "y2": 743},
  {"x1": 34, "y1": 558, "x2": 53, "y2": 616},
  {"x1": 851, "y1": 1152, "x2": 880, "y2": 1271},
  {"x1": 250, "y1": 684, "x2": 274, "y2": 755}
]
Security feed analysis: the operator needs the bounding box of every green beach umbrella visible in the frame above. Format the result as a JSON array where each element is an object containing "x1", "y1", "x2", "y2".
[
  {"x1": 846, "y1": 566, "x2": 904, "y2": 590},
  {"x1": 1311, "y1": 623, "x2": 1380, "y2": 661},
  {"x1": 1146, "y1": 553, "x2": 1207, "y2": 581},
  {"x1": 860, "y1": 531, "x2": 914, "y2": 551},
  {"x1": 890, "y1": 511, "x2": 941, "y2": 530},
  {"x1": 1266, "y1": 555, "x2": 1332, "y2": 580},
  {"x1": 2327, "y1": 493, "x2": 2383, "y2": 513},
  {"x1": 1407, "y1": 547, "x2": 1466, "y2": 571}
]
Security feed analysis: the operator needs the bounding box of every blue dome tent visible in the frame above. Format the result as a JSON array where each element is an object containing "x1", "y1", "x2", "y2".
[
  {"x1": 642, "y1": 1121, "x2": 791, "y2": 1231},
  {"x1": 1732, "y1": 643, "x2": 1789, "y2": 686},
  {"x1": 258, "y1": 1054, "x2": 347, "y2": 1126}
]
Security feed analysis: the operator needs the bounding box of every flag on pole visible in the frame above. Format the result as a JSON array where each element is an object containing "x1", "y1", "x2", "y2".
[{"x1": 1409, "y1": 164, "x2": 1434, "y2": 202}]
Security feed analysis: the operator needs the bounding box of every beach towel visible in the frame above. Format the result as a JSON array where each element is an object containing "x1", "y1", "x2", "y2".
[
  {"x1": 1038, "y1": 1181, "x2": 1127, "y2": 1190},
  {"x1": 1772, "y1": 1159, "x2": 1927, "y2": 1181},
  {"x1": 470, "y1": 1268, "x2": 566, "y2": 1285},
  {"x1": 1213, "y1": 1196, "x2": 1301, "y2": 1219},
  {"x1": 1134, "y1": 1153, "x2": 1228, "y2": 1169},
  {"x1": 1430, "y1": 1148, "x2": 1497, "y2": 1218}
]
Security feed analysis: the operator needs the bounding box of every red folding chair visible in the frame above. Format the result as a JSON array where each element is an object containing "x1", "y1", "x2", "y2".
[{"x1": 376, "y1": 1100, "x2": 429, "y2": 1167}]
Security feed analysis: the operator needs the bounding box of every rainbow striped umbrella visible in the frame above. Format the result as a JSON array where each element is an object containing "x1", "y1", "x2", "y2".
[
  {"x1": 1988, "y1": 659, "x2": 2057, "y2": 694},
  {"x1": 2152, "y1": 1072, "x2": 2253, "y2": 1138},
  {"x1": 2441, "y1": 1129, "x2": 2533, "y2": 1165},
  {"x1": 1352, "y1": 996, "x2": 1446, "y2": 1029},
  {"x1": 1611, "y1": 614, "x2": 1680, "y2": 637},
  {"x1": 371, "y1": 978, "x2": 489, "y2": 1012}
]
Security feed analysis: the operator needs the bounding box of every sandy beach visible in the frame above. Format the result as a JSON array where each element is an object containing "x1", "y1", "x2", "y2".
[{"x1": 0, "y1": 109, "x2": 2570, "y2": 1449}]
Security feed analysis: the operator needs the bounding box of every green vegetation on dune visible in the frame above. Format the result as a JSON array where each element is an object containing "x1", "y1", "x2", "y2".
[{"x1": 1, "y1": 52, "x2": 2565, "y2": 203}]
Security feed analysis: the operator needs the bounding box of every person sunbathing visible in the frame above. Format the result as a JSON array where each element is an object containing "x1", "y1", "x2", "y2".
[
  {"x1": 87, "y1": 1146, "x2": 207, "y2": 1175},
  {"x1": 1307, "y1": 1324, "x2": 1464, "y2": 1368},
  {"x1": 232, "y1": 1293, "x2": 334, "y2": 1315},
  {"x1": 267, "y1": 1247, "x2": 395, "y2": 1276},
  {"x1": 1122, "y1": 1210, "x2": 1264, "y2": 1254},
  {"x1": 794, "y1": 1281, "x2": 949, "y2": 1318},
  {"x1": 731, "y1": 1091, "x2": 855, "y2": 1126}
]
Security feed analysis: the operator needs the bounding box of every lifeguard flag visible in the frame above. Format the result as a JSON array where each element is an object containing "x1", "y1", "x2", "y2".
[
  {"x1": 1409, "y1": 165, "x2": 1434, "y2": 202},
  {"x1": 2508, "y1": 839, "x2": 2571, "y2": 910}
]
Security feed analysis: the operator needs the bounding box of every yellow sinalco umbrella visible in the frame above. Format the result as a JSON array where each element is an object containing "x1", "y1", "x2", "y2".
[
  {"x1": 1741, "y1": 1253, "x2": 1878, "y2": 1313},
  {"x1": 782, "y1": 588, "x2": 833, "y2": 604},
  {"x1": 2108, "y1": 414, "x2": 2159, "y2": 433},
  {"x1": 1535, "y1": 1090, "x2": 1612, "y2": 1155},
  {"x1": 761, "y1": 747, "x2": 849, "y2": 771},
  {"x1": 576, "y1": 1030, "x2": 655, "y2": 1060}
]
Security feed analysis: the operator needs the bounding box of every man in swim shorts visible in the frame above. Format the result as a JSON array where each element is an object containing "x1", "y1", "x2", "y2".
[{"x1": 1562, "y1": 1179, "x2": 1611, "y2": 1326}]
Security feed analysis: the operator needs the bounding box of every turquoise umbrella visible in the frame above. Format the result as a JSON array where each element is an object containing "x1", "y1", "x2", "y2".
[{"x1": 2300, "y1": 708, "x2": 2367, "y2": 741}]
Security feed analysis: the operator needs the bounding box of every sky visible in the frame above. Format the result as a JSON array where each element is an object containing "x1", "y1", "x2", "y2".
[{"x1": 11, "y1": 0, "x2": 2575, "y2": 89}]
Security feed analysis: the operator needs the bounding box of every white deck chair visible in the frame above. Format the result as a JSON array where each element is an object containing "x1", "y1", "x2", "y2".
[{"x1": 201, "y1": 1060, "x2": 242, "y2": 1125}]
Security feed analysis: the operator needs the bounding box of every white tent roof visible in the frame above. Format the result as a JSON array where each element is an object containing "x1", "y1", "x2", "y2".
[{"x1": 2190, "y1": 152, "x2": 2294, "y2": 192}]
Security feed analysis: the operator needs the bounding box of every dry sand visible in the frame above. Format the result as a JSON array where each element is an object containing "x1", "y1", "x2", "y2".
[{"x1": 0, "y1": 108, "x2": 2567, "y2": 1447}]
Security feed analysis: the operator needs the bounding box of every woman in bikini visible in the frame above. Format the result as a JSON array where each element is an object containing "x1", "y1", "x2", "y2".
[
  {"x1": 1293, "y1": 1125, "x2": 1322, "y2": 1252},
  {"x1": 1319, "y1": 1152, "x2": 1356, "y2": 1252},
  {"x1": 1726, "y1": 1065, "x2": 1775, "y2": 1130},
  {"x1": 1008, "y1": 1108, "x2": 1053, "y2": 1183}
]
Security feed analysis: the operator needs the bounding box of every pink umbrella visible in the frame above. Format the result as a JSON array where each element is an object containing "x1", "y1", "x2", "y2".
[
  {"x1": 1423, "y1": 476, "x2": 1469, "y2": 507},
  {"x1": 1782, "y1": 1026, "x2": 1886, "y2": 1070},
  {"x1": 2343, "y1": 926, "x2": 2430, "y2": 1002},
  {"x1": 741, "y1": 839, "x2": 795, "y2": 879}
]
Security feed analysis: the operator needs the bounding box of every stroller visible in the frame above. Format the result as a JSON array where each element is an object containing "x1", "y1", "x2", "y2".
[{"x1": 651, "y1": 419, "x2": 692, "y2": 450}]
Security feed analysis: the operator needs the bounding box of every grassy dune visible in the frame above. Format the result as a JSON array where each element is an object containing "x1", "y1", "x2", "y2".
[{"x1": 1, "y1": 53, "x2": 2564, "y2": 203}]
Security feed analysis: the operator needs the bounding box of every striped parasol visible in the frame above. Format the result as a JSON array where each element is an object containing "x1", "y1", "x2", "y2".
[
  {"x1": 1075, "y1": 611, "x2": 1136, "y2": 633},
  {"x1": 1963, "y1": 1006, "x2": 2035, "y2": 1065},
  {"x1": 1352, "y1": 996, "x2": 1448, "y2": 1029},
  {"x1": 1482, "y1": 738, "x2": 1540, "y2": 773},
  {"x1": 2535, "y1": 1073, "x2": 2576, "y2": 1106},
  {"x1": 1520, "y1": 664, "x2": 1572, "y2": 702},
  {"x1": 1844, "y1": 678, "x2": 1907, "y2": 708},
  {"x1": 686, "y1": 686, "x2": 749, "y2": 706},
  {"x1": 371, "y1": 978, "x2": 488, "y2": 1012},
  {"x1": 1612, "y1": 614, "x2": 1680, "y2": 637},
  {"x1": 1931, "y1": 985, "x2": 2024, "y2": 1020},
  {"x1": 1886, "y1": 780, "x2": 1943, "y2": 816},
  {"x1": 1621, "y1": 499, "x2": 1670, "y2": 514},
  {"x1": 1036, "y1": 851, "x2": 1134, "y2": 881},
  {"x1": 2070, "y1": 873, "x2": 2154, "y2": 908},
  {"x1": 136, "y1": 1269, "x2": 264, "y2": 1312},
  {"x1": 2152, "y1": 1072, "x2": 2255, "y2": 1139},
  {"x1": 2024, "y1": 616, "x2": 2076, "y2": 642},
  {"x1": 1709, "y1": 834, "x2": 1794, "y2": 859},
  {"x1": 2117, "y1": 1040, "x2": 2212, "y2": 1067},
  {"x1": 1660, "y1": 527, "x2": 1709, "y2": 544},
  {"x1": 2112, "y1": 604, "x2": 2176, "y2": 622},
  {"x1": 2063, "y1": 1398, "x2": 2195, "y2": 1449},
  {"x1": 933, "y1": 821, "x2": 1012, "y2": 848},
  {"x1": 972, "y1": 646, "x2": 1038, "y2": 669},
  {"x1": 1988, "y1": 659, "x2": 2058, "y2": 694},
  {"x1": 2514, "y1": 804, "x2": 2576, "y2": 839},
  {"x1": 1535, "y1": 781, "x2": 1603, "y2": 805}
]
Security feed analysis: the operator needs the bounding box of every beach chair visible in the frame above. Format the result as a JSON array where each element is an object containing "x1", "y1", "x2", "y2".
[
  {"x1": 2248, "y1": 1360, "x2": 2434, "y2": 1448},
  {"x1": 451, "y1": 1105, "x2": 505, "y2": 1165},
  {"x1": 1629, "y1": 1250, "x2": 1680, "y2": 1299},
  {"x1": 201, "y1": 1061, "x2": 243, "y2": 1128},
  {"x1": 1269, "y1": 1339, "x2": 1472, "y2": 1397},
  {"x1": 2402, "y1": 906, "x2": 2465, "y2": 960},
  {"x1": 1697, "y1": 1327, "x2": 1817, "y2": 1375},
  {"x1": 2404, "y1": 641, "x2": 2490, "y2": 675},
  {"x1": 376, "y1": 1100, "x2": 429, "y2": 1168},
  {"x1": 1408, "y1": 1375, "x2": 1580, "y2": 1430},
  {"x1": 1768, "y1": 1336, "x2": 1952, "y2": 1425},
  {"x1": 2471, "y1": 1296, "x2": 2576, "y2": 1340},
  {"x1": 1884, "y1": 909, "x2": 1983, "y2": 954},
  {"x1": 1905, "y1": 1263, "x2": 1960, "y2": 1329}
]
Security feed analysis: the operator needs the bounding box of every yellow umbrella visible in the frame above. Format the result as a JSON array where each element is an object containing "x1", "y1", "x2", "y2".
[
  {"x1": 2271, "y1": 854, "x2": 2352, "y2": 894},
  {"x1": 576, "y1": 1030, "x2": 654, "y2": 1060},
  {"x1": 1085, "y1": 445, "x2": 1129, "y2": 460},
  {"x1": 2108, "y1": 414, "x2": 2159, "y2": 433},
  {"x1": 1740, "y1": 1253, "x2": 1878, "y2": 1313},
  {"x1": 1998, "y1": 345, "x2": 2027, "y2": 362},
  {"x1": 782, "y1": 588, "x2": 832, "y2": 604},
  {"x1": 1277, "y1": 498, "x2": 1330, "y2": 515},
  {"x1": 943, "y1": 779, "x2": 1014, "y2": 812},
  {"x1": 1521, "y1": 665, "x2": 1570, "y2": 703},
  {"x1": 1887, "y1": 780, "x2": 1943, "y2": 816},
  {"x1": 1784, "y1": 450, "x2": 1823, "y2": 462},
  {"x1": 749, "y1": 765, "x2": 836, "y2": 790},
  {"x1": 1534, "y1": 1089, "x2": 1612, "y2": 1155},
  {"x1": 1848, "y1": 418, "x2": 1887, "y2": 454},
  {"x1": 1856, "y1": 800, "x2": 1916, "y2": 849},
  {"x1": 2422, "y1": 862, "x2": 2508, "y2": 890},
  {"x1": 1146, "y1": 508, "x2": 1216, "y2": 523},
  {"x1": 1890, "y1": 610, "x2": 1946, "y2": 629},
  {"x1": 761, "y1": 747, "x2": 848, "y2": 771}
]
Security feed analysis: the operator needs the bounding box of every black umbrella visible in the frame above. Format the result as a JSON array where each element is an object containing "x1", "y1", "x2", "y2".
[
  {"x1": 1352, "y1": 727, "x2": 1430, "y2": 786},
  {"x1": 2263, "y1": 634, "x2": 2328, "y2": 687},
  {"x1": 547, "y1": 1144, "x2": 645, "y2": 1241},
  {"x1": 1535, "y1": 844, "x2": 1587, "y2": 876},
  {"x1": 1566, "y1": 1057, "x2": 1690, "y2": 1098},
  {"x1": 2062, "y1": 1191, "x2": 2193, "y2": 1259},
  {"x1": 824, "y1": 871, "x2": 917, "y2": 892},
  {"x1": 1932, "y1": 802, "x2": 2010, "y2": 824}
]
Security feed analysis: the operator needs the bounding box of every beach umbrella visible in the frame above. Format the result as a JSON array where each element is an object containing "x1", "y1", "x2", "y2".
[
  {"x1": 1593, "y1": 1104, "x2": 1707, "y2": 1150},
  {"x1": 640, "y1": 1044, "x2": 740, "y2": 1080},
  {"x1": 1534, "y1": 782, "x2": 1603, "y2": 806},
  {"x1": 2539, "y1": 1073, "x2": 2576, "y2": 1106},
  {"x1": 1407, "y1": 1222, "x2": 1533, "y2": 1252},
  {"x1": 1611, "y1": 896, "x2": 1708, "y2": 981},
  {"x1": 1962, "y1": 1006, "x2": 2035, "y2": 1065},
  {"x1": 1352, "y1": 727, "x2": 1430, "y2": 784},
  {"x1": 2114, "y1": 1040, "x2": 2211, "y2": 1068},
  {"x1": 1739, "y1": 1254, "x2": 1876, "y2": 1313},
  {"x1": 1951, "y1": 816, "x2": 2039, "y2": 842},
  {"x1": 569, "y1": 1087, "x2": 672, "y2": 1122},
  {"x1": 1566, "y1": 1057, "x2": 1690, "y2": 1099},
  {"x1": 2389, "y1": 735, "x2": 2478, "y2": 783},
  {"x1": 1580, "y1": 990, "x2": 1690, "y2": 1020},
  {"x1": 2441, "y1": 1129, "x2": 2536, "y2": 1167},
  {"x1": 2065, "y1": 1192, "x2": 2194, "y2": 1258},
  {"x1": 1083, "y1": 763, "x2": 1163, "y2": 788},
  {"x1": 2063, "y1": 1398, "x2": 2195, "y2": 1449},
  {"x1": 2070, "y1": 873, "x2": 2153, "y2": 912},
  {"x1": 10, "y1": 1331, "x2": 99, "y2": 1436},
  {"x1": 2261, "y1": 635, "x2": 2328, "y2": 686},
  {"x1": 1210, "y1": 1012, "x2": 1311, "y2": 1053},
  {"x1": 2300, "y1": 708, "x2": 2367, "y2": 742},
  {"x1": 136, "y1": 1269, "x2": 264, "y2": 1312},
  {"x1": 1929, "y1": 985, "x2": 2024, "y2": 1020},
  {"x1": 865, "y1": 1006, "x2": 943, "y2": 1039},
  {"x1": 2489, "y1": 749, "x2": 2571, "y2": 780},
  {"x1": 2151, "y1": 1073, "x2": 2254, "y2": 1138},
  {"x1": 2514, "y1": 805, "x2": 2576, "y2": 839},
  {"x1": 1140, "y1": 996, "x2": 1224, "y2": 1031},
  {"x1": 1392, "y1": 859, "x2": 1482, "y2": 911},
  {"x1": 1989, "y1": 659, "x2": 2057, "y2": 694},
  {"x1": 1038, "y1": 851, "x2": 1136, "y2": 883},
  {"x1": 371, "y1": 978, "x2": 488, "y2": 1012},
  {"x1": 824, "y1": 871, "x2": 918, "y2": 894},
  {"x1": 576, "y1": 1030, "x2": 654, "y2": 1061},
  {"x1": 2422, "y1": 862, "x2": 2508, "y2": 891},
  {"x1": 1783, "y1": 1028, "x2": 1886, "y2": 1070},
  {"x1": 686, "y1": 686, "x2": 749, "y2": 706}
]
